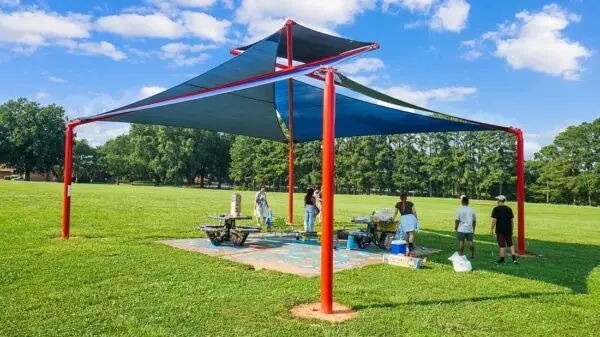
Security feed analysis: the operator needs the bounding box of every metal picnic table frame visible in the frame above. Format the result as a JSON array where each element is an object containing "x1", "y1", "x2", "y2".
[
  {"x1": 196, "y1": 215, "x2": 261, "y2": 247},
  {"x1": 347, "y1": 216, "x2": 397, "y2": 251}
]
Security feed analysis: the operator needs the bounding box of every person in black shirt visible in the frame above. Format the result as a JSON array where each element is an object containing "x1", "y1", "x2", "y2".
[
  {"x1": 490, "y1": 195, "x2": 518, "y2": 264},
  {"x1": 392, "y1": 193, "x2": 420, "y2": 256}
]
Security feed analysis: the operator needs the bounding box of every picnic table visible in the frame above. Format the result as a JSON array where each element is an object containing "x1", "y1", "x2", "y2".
[{"x1": 196, "y1": 214, "x2": 261, "y2": 247}]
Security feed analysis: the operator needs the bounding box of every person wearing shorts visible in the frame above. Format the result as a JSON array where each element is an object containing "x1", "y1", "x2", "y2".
[
  {"x1": 455, "y1": 195, "x2": 476, "y2": 258},
  {"x1": 490, "y1": 195, "x2": 518, "y2": 264},
  {"x1": 392, "y1": 193, "x2": 420, "y2": 256}
]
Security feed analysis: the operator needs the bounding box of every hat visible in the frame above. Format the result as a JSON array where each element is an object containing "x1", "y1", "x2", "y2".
[{"x1": 495, "y1": 195, "x2": 506, "y2": 202}]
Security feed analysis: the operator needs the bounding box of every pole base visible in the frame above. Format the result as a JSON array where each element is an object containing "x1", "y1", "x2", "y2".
[{"x1": 290, "y1": 302, "x2": 356, "y2": 322}]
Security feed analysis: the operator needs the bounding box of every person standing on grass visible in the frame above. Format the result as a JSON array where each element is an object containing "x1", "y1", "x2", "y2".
[
  {"x1": 392, "y1": 193, "x2": 420, "y2": 256},
  {"x1": 254, "y1": 186, "x2": 269, "y2": 226},
  {"x1": 490, "y1": 195, "x2": 518, "y2": 264},
  {"x1": 313, "y1": 186, "x2": 322, "y2": 224},
  {"x1": 455, "y1": 195, "x2": 476, "y2": 258},
  {"x1": 304, "y1": 188, "x2": 316, "y2": 232}
]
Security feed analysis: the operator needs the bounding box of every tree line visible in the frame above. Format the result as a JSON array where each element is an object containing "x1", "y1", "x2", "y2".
[{"x1": 1, "y1": 98, "x2": 598, "y2": 205}]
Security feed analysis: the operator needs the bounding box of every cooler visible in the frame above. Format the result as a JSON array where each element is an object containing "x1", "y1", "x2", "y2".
[{"x1": 390, "y1": 240, "x2": 407, "y2": 255}]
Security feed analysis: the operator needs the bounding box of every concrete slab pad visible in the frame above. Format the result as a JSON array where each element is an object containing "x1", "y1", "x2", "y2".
[{"x1": 159, "y1": 236, "x2": 441, "y2": 277}]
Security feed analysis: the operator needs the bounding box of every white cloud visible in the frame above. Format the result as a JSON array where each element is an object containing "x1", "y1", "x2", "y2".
[
  {"x1": 459, "y1": 40, "x2": 482, "y2": 60},
  {"x1": 94, "y1": 13, "x2": 185, "y2": 39},
  {"x1": 160, "y1": 42, "x2": 215, "y2": 66},
  {"x1": 235, "y1": 0, "x2": 376, "y2": 42},
  {"x1": 383, "y1": 0, "x2": 470, "y2": 33},
  {"x1": 348, "y1": 75, "x2": 378, "y2": 86},
  {"x1": 60, "y1": 40, "x2": 126, "y2": 61},
  {"x1": 141, "y1": 0, "x2": 218, "y2": 16},
  {"x1": 382, "y1": 0, "x2": 434, "y2": 13},
  {"x1": 180, "y1": 11, "x2": 231, "y2": 42},
  {"x1": 48, "y1": 76, "x2": 66, "y2": 83},
  {"x1": 139, "y1": 86, "x2": 167, "y2": 99},
  {"x1": 429, "y1": 0, "x2": 470, "y2": 32},
  {"x1": 338, "y1": 57, "x2": 385, "y2": 74},
  {"x1": 383, "y1": 85, "x2": 476, "y2": 106},
  {"x1": 35, "y1": 90, "x2": 49, "y2": 100},
  {"x1": 93, "y1": 11, "x2": 231, "y2": 42},
  {"x1": 462, "y1": 4, "x2": 592, "y2": 81},
  {"x1": 0, "y1": 10, "x2": 91, "y2": 49},
  {"x1": 222, "y1": 0, "x2": 234, "y2": 10},
  {"x1": 59, "y1": 88, "x2": 149, "y2": 146},
  {"x1": 76, "y1": 122, "x2": 131, "y2": 147}
]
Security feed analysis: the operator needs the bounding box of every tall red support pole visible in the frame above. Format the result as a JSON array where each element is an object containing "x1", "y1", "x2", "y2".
[
  {"x1": 514, "y1": 128, "x2": 526, "y2": 255},
  {"x1": 62, "y1": 122, "x2": 75, "y2": 239},
  {"x1": 286, "y1": 19, "x2": 295, "y2": 225},
  {"x1": 320, "y1": 69, "x2": 335, "y2": 314}
]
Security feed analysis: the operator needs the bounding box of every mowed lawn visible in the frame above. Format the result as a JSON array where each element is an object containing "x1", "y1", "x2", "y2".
[{"x1": 1, "y1": 181, "x2": 599, "y2": 337}]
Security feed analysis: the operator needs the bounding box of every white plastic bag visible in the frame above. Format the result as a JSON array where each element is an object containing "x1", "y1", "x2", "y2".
[{"x1": 448, "y1": 252, "x2": 472, "y2": 272}]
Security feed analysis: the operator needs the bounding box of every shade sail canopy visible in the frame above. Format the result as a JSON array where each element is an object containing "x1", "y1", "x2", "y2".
[
  {"x1": 81, "y1": 20, "x2": 508, "y2": 143},
  {"x1": 275, "y1": 80, "x2": 490, "y2": 142},
  {"x1": 83, "y1": 33, "x2": 287, "y2": 142},
  {"x1": 234, "y1": 21, "x2": 376, "y2": 64}
]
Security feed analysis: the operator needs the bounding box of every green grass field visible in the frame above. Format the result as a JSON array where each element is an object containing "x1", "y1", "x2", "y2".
[{"x1": 1, "y1": 181, "x2": 599, "y2": 336}]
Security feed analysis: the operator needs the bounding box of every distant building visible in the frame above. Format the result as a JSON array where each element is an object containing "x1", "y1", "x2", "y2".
[
  {"x1": 0, "y1": 164, "x2": 15, "y2": 179},
  {"x1": 0, "y1": 163, "x2": 56, "y2": 181}
]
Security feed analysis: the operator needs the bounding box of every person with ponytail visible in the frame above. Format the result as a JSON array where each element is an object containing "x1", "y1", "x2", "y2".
[
  {"x1": 303, "y1": 188, "x2": 316, "y2": 233},
  {"x1": 392, "y1": 193, "x2": 420, "y2": 256}
]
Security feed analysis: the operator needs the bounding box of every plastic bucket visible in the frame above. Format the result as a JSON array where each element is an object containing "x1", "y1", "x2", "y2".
[
  {"x1": 347, "y1": 235, "x2": 357, "y2": 250},
  {"x1": 390, "y1": 240, "x2": 407, "y2": 255}
]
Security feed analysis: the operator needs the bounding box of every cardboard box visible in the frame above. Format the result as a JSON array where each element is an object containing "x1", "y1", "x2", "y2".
[{"x1": 382, "y1": 254, "x2": 425, "y2": 269}]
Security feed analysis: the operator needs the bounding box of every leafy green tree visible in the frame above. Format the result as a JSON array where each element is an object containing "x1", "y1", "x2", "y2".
[
  {"x1": 391, "y1": 134, "x2": 424, "y2": 194},
  {"x1": 229, "y1": 136, "x2": 261, "y2": 189},
  {"x1": 72, "y1": 139, "x2": 98, "y2": 183},
  {"x1": 294, "y1": 141, "x2": 322, "y2": 188},
  {"x1": 98, "y1": 135, "x2": 138, "y2": 184},
  {"x1": 0, "y1": 98, "x2": 66, "y2": 180},
  {"x1": 253, "y1": 140, "x2": 288, "y2": 191}
]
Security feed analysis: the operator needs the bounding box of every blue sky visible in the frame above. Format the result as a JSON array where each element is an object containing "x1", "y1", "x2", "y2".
[{"x1": 1, "y1": 0, "x2": 598, "y2": 157}]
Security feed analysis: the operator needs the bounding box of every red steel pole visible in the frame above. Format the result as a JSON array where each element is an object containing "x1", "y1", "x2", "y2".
[
  {"x1": 62, "y1": 123, "x2": 75, "y2": 239},
  {"x1": 320, "y1": 69, "x2": 335, "y2": 314},
  {"x1": 515, "y1": 128, "x2": 526, "y2": 255},
  {"x1": 286, "y1": 19, "x2": 295, "y2": 225}
]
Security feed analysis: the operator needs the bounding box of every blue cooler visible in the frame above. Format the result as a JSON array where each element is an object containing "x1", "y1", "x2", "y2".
[{"x1": 390, "y1": 240, "x2": 407, "y2": 255}]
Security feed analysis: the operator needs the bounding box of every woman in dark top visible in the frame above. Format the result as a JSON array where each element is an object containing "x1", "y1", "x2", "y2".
[
  {"x1": 304, "y1": 188, "x2": 316, "y2": 232},
  {"x1": 392, "y1": 193, "x2": 420, "y2": 255}
]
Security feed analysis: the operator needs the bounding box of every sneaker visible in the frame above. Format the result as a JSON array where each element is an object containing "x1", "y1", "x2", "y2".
[
  {"x1": 512, "y1": 259, "x2": 519, "y2": 265},
  {"x1": 496, "y1": 258, "x2": 505, "y2": 264}
]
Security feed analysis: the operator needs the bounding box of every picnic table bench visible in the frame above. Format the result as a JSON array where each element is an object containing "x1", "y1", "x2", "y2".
[{"x1": 196, "y1": 214, "x2": 261, "y2": 247}]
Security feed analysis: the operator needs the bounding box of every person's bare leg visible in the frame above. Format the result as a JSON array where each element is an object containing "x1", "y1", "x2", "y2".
[
  {"x1": 500, "y1": 247, "x2": 506, "y2": 258},
  {"x1": 458, "y1": 239, "x2": 465, "y2": 255},
  {"x1": 407, "y1": 232, "x2": 415, "y2": 255},
  {"x1": 469, "y1": 240, "x2": 475, "y2": 259},
  {"x1": 509, "y1": 245, "x2": 518, "y2": 264}
]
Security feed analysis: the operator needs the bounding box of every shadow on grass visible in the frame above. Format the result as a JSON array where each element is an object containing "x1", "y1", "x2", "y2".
[
  {"x1": 353, "y1": 291, "x2": 567, "y2": 310},
  {"x1": 417, "y1": 229, "x2": 600, "y2": 294}
]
